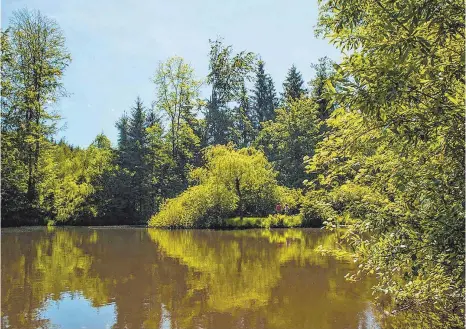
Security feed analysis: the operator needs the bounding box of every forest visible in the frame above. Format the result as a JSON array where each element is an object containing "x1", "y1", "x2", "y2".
[{"x1": 1, "y1": 0, "x2": 464, "y2": 327}]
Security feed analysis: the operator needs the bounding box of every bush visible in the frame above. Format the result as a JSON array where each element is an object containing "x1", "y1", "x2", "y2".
[{"x1": 148, "y1": 184, "x2": 236, "y2": 228}]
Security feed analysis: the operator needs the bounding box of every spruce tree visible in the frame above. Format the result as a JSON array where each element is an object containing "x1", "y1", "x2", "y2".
[
  {"x1": 232, "y1": 82, "x2": 255, "y2": 148},
  {"x1": 110, "y1": 98, "x2": 153, "y2": 222},
  {"x1": 115, "y1": 113, "x2": 130, "y2": 168},
  {"x1": 281, "y1": 64, "x2": 307, "y2": 102},
  {"x1": 127, "y1": 97, "x2": 149, "y2": 217},
  {"x1": 251, "y1": 60, "x2": 278, "y2": 130}
]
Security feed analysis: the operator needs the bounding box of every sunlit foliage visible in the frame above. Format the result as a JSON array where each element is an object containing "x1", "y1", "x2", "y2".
[
  {"x1": 305, "y1": 0, "x2": 465, "y2": 326},
  {"x1": 149, "y1": 145, "x2": 292, "y2": 228}
]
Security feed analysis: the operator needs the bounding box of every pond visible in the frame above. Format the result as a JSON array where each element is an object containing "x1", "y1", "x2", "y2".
[{"x1": 1, "y1": 227, "x2": 382, "y2": 329}]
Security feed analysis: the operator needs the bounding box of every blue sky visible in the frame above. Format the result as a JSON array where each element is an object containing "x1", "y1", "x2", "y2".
[{"x1": 2, "y1": 0, "x2": 341, "y2": 147}]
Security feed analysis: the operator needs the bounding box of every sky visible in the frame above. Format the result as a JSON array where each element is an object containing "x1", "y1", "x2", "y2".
[{"x1": 2, "y1": 0, "x2": 341, "y2": 147}]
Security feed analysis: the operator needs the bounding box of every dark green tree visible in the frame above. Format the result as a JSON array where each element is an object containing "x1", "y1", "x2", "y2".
[
  {"x1": 256, "y1": 98, "x2": 320, "y2": 188},
  {"x1": 104, "y1": 99, "x2": 153, "y2": 223},
  {"x1": 127, "y1": 97, "x2": 149, "y2": 217},
  {"x1": 281, "y1": 64, "x2": 307, "y2": 102},
  {"x1": 231, "y1": 81, "x2": 255, "y2": 148},
  {"x1": 251, "y1": 60, "x2": 278, "y2": 129}
]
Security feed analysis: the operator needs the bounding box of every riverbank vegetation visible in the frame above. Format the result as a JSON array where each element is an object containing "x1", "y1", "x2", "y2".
[
  {"x1": 1, "y1": 0, "x2": 464, "y2": 327},
  {"x1": 148, "y1": 145, "x2": 301, "y2": 228}
]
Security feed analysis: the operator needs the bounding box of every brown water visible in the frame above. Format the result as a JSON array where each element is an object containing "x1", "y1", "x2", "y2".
[{"x1": 1, "y1": 227, "x2": 382, "y2": 329}]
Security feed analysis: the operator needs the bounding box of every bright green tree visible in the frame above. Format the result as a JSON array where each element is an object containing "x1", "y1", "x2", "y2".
[
  {"x1": 1, "y1": 9, "x2": 71, "y2": 224},
  {"x1": 204, "y1": 38, "x2": 256, "y2": 145},
  {"x1": 153, "y1": 56, "x2": 203, "y2": 192},
  {"x1": 306, "y1": 0, "x2": 465, "y2": 326},
  {"x1": 149, "y1": 144, "x2": 280, "y2": 228}
]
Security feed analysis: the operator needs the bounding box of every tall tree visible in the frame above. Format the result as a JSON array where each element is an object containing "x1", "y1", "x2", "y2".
[
  {"x1": 153, "y1": 57, "x2": 202, "y2": 158},
  {"x1": 115, "y1": 113, "x2": 130, "y2": 168},
  {"x1": 1, "y1": 9, "x2": 71, "y2": 224},
  {"x1": 205, "y1": 38, "x2": 256, "y2": 145},
  {"x1": 107, "y1": 99, "x2": 153, "y2": 222},
  {"x1": 251, "y1": 60, "x2": 278, "y2": 129},
  {"x1": 127, "y1": 97, "x2": 149, "y2": 216},
  {"x1": 153, "y1": 56, "x2": 203, "y2": 191},
  {"x1": 256, "y1": 98, "x2": 320, "y2": 188},
  {"x1": 281, "y1": 64, "x2": 306, "y2": 102}
]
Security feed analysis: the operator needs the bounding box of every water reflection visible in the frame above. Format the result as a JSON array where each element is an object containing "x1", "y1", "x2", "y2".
[{"x1": 2, "y1": 227, "x2": 381, "y2": 329}]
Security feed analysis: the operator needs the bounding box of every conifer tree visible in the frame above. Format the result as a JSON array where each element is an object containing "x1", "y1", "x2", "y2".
[
  {"x1": 251, "y1": 60, "x2": 278, "y2": 129},
  {"x1": 281, "y1": 64, "x2": 307, "y2": 102},
  {"x1": 127, "y1": 98, "x2": 149, "y2": 216},
  {"x1": 232, "y1": 82, "x2": 255, "y2": 148}
]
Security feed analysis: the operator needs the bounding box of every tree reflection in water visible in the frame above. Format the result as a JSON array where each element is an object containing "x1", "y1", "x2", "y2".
[{"x1": 2, "y1": 227, "x2": 382, "y2": 329}]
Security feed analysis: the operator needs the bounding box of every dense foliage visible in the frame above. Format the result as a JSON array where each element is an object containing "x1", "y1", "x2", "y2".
[
  {"x1": 148, "y1": 145, "x2": 300, "y2": 228},
  {"x1": 303, "y1": 0, "x2": 464, "y2": 327}
]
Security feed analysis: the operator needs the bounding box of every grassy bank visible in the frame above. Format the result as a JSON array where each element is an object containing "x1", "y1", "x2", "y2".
[{"x1": 223, "y1": 214, "x2": 303, "y2": 229}]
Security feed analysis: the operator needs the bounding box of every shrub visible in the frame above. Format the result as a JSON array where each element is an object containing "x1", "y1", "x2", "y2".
[{"x1": 148, "y1": 184, "x2": 236, "y2": 228}]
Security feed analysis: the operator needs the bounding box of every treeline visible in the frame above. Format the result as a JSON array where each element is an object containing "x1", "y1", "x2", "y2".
[{"x1": 1, "y1": 9, "x2": 333, "y2": 226}]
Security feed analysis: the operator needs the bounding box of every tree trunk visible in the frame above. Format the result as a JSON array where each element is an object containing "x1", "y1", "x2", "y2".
[{"x1": 235, "y1": 177, "x2": 243, "y2": 220}]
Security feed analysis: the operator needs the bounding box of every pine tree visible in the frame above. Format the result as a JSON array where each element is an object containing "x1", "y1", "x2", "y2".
[
  {"x1": 281, "y1": 64, "x2": 307, "y2": 102},
  {"x1": 127, "y1": 97, "x2": 149, "y2": 217},
  {"x1": 110, "y1": 98, "x2": 153, "y2": 222},
  {"x1": 115, "y1": 113, "x2": 130, "y2": 168},
  {"x1": 251, "y1": 60, "x2": 278, "y2": 130}
]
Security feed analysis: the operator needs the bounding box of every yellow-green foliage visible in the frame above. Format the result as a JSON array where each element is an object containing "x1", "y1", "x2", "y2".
[
  {"x1": 38, "y1": 139, "x2": 113, "y2": 222},
  {"x1": 262, "y1": 214, "x2": 303, "y2": 229},
  {"x1": 149, "y1": 144, "x2": 297, "y2": 228},
  {"x1": 224, "y1": 214, "x2": 302, "y2": 228},
  {"x1": 275, "y1": 186, "x2": 302, "y2": 211},
  {"x1": 147, "y1": 228, "x2": 353, "y2": 315},
  {"x1": 148, "y1": 184, "x2": 236, "y2": 228},
  {"x1": 224, "y1": 217, "x2": 266, "y2": 228}
]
